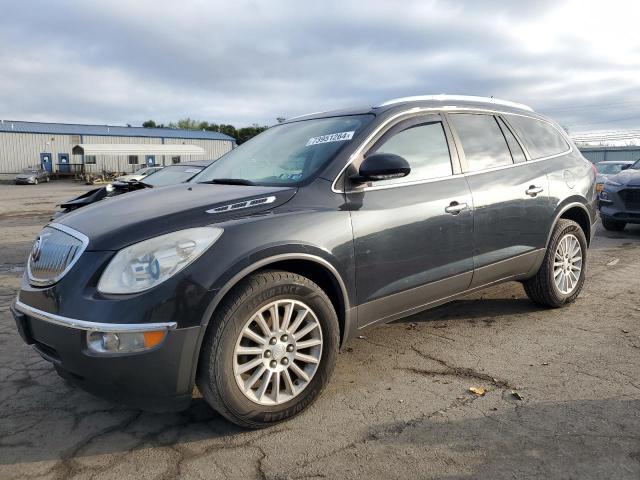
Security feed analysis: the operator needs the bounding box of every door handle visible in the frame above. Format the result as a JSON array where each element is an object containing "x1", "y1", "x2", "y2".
[
  {"x1": 445, "y1": 201, "x2": 469, "y2": 215},
  {"x1": 526, "y1": 185, "x2": 544, "y2": 197}
]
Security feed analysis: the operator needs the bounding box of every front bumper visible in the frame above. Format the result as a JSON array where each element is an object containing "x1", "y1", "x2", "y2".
[
  {"x1": 15, "y1": 178, "x2": 36, "y2": 184},
  {"x1": 599, "y1": 188, "x2": 640, "y2": 224},
  {"x1": 12, "y1": 300, "x2": 201, "y2": 411}
]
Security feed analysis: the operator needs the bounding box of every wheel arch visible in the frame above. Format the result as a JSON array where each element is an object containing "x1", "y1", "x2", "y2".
[
  {"x1": 547, "y1": 201, "x2": 593, "y2": 248},
  {"x1": 190, "y1": 253, "x2": 353, "y2": 390}
]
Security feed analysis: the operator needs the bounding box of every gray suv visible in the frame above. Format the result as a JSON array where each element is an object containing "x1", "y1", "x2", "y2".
[{"x1": 13, "y1": 95, "x2": 597, "y2": 428}]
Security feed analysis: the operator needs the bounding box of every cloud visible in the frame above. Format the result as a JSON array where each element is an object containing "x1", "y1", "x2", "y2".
[{"x1": 0, "y1": 0, "x2": 639, "y2": 133}]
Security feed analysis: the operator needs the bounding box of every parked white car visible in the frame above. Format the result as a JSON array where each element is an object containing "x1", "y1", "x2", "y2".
[{"x1": 115, "y1": 166, "x2": 163, "y2": 182}]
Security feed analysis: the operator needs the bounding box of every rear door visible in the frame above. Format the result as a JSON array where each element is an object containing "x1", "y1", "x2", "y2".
[
  {"x1": 446, "y1": 112, "x2": 552, "y2": 287},
  {"x1": 345, "y1": 113, "x2": 475, "y2": 327}
]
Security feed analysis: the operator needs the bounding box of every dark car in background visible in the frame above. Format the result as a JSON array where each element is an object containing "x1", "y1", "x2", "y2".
[
  {"x1": 594, "y1": 160, "x2": 634, "y2": 193},
  {"x1": 12, "y1": 95, "x2": 596, "y2": 428},
  {"x1": 14, "y1": 168, "x2": 50, "y2": 185},
  {"x1": 598, "y1": 158, "x2": 640, "y2": 230},
  {"x1": 53, "y1": 160, "x2": 213, "y2": 218}
]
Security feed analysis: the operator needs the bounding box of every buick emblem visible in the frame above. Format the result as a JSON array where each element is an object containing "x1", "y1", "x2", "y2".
[{"x1": 31, "y1": 236, "x2": 43, "y2": 263}]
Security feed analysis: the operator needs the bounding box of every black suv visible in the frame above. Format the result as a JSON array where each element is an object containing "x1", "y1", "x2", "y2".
[
  {"x1": 12, "y1": 95, "x2": 597, "y2": 428},
  {"x1": 598, "y1": 158, "x2": 640, "y2": 231}
]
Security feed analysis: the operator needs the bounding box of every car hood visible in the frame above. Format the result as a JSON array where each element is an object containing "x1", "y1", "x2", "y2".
[
  {"x1": 15, "y1": 174, "x2": 35, "y2": 179},
  {"x1": 608, "y1": 169, "x2": 640, "y2": 186},
  {"x1": 57, "y1": 183, "x2": 297, "y2": 250}
]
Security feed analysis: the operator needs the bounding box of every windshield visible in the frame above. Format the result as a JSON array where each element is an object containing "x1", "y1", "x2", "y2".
[
  {"x1": 144, "y1": 164, "x2": 204, "y2": 186},
  {"x1": 134, "y1": 167, "x2": 157, "y2": 175},
  {"x1": 195, "y1": 114, "x2": 374, "y2": 186},
  {"x1": 596, "y1": 163, "x2": 628, "y2": 175},
  {"x1": 22, "y1": 169, "x2": 38, "y2": 174}
]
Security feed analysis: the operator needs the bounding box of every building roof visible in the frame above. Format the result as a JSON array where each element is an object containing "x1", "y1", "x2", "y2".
[
  {"x1": 0, "y1": 119, "x2": 234, "y2": 141},
  {"x1": 72, "y1": 144, "x2": 206, "y2": 156}
]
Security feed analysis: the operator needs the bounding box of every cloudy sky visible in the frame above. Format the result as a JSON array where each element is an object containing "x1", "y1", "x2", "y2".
[{"x1": 1, "y1": 0, "x2": 639, "y2": 133}]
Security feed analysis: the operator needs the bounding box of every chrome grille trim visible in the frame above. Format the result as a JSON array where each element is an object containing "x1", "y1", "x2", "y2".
[{"x1": 27, "y1": 223, "x2": 89, "y2": 287}]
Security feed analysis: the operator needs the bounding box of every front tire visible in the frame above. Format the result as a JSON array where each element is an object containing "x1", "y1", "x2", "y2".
[
  {"x1": 34, "y1": 178, "x2": 38, "y2": 185},
  {"x1": 523, "y1": 219, "x2": 587, "y2": 308},
  {"x1": 197, "y1": 270, "x2": 339, "y2": 428},
  {"x1": 601, "y1": 217, "x2": 626, "y2": 231}
]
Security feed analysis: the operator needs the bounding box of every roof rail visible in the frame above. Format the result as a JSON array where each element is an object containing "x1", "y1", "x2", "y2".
[{"x1": 376, "y1": 94, "x2": 534, "y2": 112}]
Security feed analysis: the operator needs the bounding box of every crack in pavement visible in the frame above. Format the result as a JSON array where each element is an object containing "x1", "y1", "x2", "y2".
[{"x1": 409, "y1": 345, "x2": 516, "y2": 389}]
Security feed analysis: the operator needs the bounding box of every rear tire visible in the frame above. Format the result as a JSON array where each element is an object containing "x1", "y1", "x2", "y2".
[
  {"x1": 197, "y1": 270, "x2": 339, "y2": 428},
  {"x1": 523, "y1": 219, "x2": 587, "y2": 308},
  {"x1": 601, "y1": 217, "x2": 626, "y2": 231}
]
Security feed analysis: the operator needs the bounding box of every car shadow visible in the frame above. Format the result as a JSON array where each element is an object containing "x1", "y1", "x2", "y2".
[{"x1": 394, "y1": 296, "x2": 542, "y2": 325}]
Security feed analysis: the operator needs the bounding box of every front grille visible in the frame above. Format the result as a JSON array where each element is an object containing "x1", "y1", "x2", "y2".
[
  {"x1": 620, "y1": 188, "x2": 640, "y2": 211},
  {"x1": 27, "y1": 225, "x2": 87, "y2": 287}
]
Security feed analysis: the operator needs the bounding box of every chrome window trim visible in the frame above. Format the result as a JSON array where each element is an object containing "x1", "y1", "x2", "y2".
[
  {"x1": 27, "y1": 222, "x2": 90, "y2": 287},
  {"x1": 332, "y1": 106, "x2": 573, "y2": 194},
  {"x1": 14, "y1": 299, "x2": 177, "y2": 332}
]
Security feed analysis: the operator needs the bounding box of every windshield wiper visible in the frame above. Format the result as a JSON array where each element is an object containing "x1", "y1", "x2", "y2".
[
  {"x1": 128, "y1": 179, "x2": 153, "y2": 188},
  {"x1": 200, "y1": 178, "x2": 256, "y2": 186}
]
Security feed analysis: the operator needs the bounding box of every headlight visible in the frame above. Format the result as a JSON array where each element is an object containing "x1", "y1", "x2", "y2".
[
  {"x1": 605, "y1": 179, "x2": 622, "y2": 187},
  {"x1": 97, "y1": 227, "x2": 223, "y2": 294}
]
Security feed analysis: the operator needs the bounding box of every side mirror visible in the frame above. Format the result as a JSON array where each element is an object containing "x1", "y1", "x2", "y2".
[
  {"x1": 352, "y1": 153, "x2": 411, "y2": 183},
  {"x1": 621, "y1": 164, "x2": 631, "y2": 170}
]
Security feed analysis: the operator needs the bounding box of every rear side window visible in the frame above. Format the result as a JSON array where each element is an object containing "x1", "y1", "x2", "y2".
[
  {"x1": 505, "y1": 115, "x2": 569, "y2": 159},
  {"x1": 448, "y1": 114, "x2": 513, "y2": 171},
  {"x1": 371, "y1": 122, "x2": 453, "y2": 182},
  {"x1": 497, "y1": 117, "x2": 526, "y2": 163}
]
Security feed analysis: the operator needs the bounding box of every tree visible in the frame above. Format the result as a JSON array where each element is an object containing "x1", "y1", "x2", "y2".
[{"x1": 138, "y1": 118, "x2": 268, "y2": 143}]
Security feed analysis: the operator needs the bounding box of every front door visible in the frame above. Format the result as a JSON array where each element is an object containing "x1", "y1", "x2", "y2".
[
  {"x1": 40, "y1": 153, "x2": 52, "y2": 172},
  {"x1": 346, "y1": 114, "x2": 474, "y2": 328},
  {"x1": 58, "y1": 153, "x2": 70, "y2": 173},
  {"x1": 446, "y1": 112, "x2": 552, "y2": 287}
]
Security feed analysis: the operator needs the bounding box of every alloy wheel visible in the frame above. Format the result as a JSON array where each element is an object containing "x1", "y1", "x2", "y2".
[
  {"x1": 553, "y1": 233, "x2": 583, "y2": 295},
  {"x1": 233, "y1": 299, "x2": 323, "y2": 405}
]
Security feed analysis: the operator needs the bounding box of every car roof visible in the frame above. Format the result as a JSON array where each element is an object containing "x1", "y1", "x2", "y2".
[{"x1": 284, "y1": 95, "x2": 541, "y2": 123}]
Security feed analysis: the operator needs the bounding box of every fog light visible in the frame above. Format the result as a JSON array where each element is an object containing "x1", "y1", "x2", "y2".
[{"x1": 87, "y1": 330, "x2": 166, "y2": 354}]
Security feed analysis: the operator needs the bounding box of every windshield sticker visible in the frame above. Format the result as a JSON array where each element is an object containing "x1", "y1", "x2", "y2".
[{"x1": 306, "y1": 131, "x2": 355, "y2": 146}]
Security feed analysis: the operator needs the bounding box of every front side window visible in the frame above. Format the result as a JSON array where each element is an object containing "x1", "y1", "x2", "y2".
[
  {"x1": 505, "y1": 114, "x2": 569, "y2": 159},
  {"x1": 449, "y1": 114, "x2": 513, "y2": 171},
  {"x1": 367, "y1": 121, "x2": 452, "y2": 183},
  {"x1": 195, "y1": 115, "x2": 373, "y2": 186}
]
